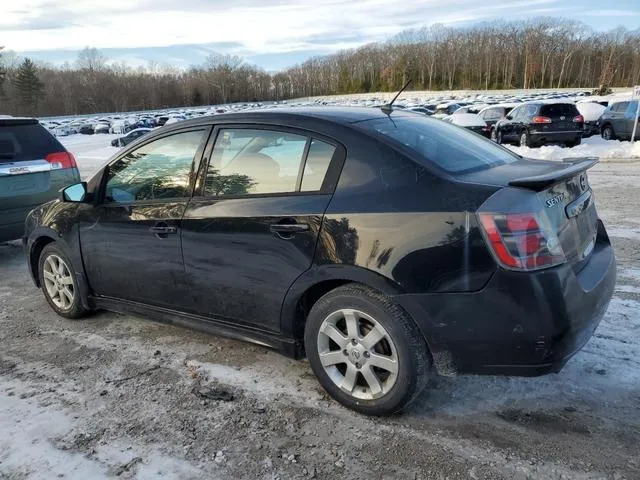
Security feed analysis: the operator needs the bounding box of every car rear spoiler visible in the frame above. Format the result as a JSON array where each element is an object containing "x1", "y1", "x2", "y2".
[{"x1": 508, "y1": 157, "x2": 599, "y2": 191}]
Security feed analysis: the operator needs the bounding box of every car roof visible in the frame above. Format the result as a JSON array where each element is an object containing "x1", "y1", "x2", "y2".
[
  {"x1": 156, "y1": 106, "x2": 419, "y2": 131},
  {"x1": 0, "y1": 117, "x2": 39, "y2": 126}
]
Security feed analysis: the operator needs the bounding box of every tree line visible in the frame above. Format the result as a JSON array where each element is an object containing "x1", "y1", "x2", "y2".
[{"x1": 1, "y1": 18, "x2": 639, "y2": 117}]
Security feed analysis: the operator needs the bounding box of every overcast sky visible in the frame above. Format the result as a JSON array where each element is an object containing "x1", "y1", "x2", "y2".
[{"x1": 2, "y1": 0, "x2": 639, "y2": 71}]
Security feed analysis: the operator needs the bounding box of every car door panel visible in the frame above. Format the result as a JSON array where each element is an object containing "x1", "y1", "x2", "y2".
[
  {"x1": 502, "y1": 108, "x2": 517, "y2": 140},
  {"x1": 81, "y1": 201, "x2": 190, "y2": 308},
  {"x1": 181, "y1": 195, "x2": 332, "y2": 332},
  {"x1": 81, "y1": 127, "x2": 210, "y2": 310},
  {"x1": 181, "y1": 127, "x2": 344, "y2": 332}
]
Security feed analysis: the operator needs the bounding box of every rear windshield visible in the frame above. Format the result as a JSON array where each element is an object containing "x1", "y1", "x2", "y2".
[
  {"x1": 358, "y1": 116, "x2": 519, "y2": 174},
  {"x1": 540, "y1": 104, "x2": 579, "y2": 117},
  {"x1": 0, "y1": 123, "x2": 65, "y2": 163}
]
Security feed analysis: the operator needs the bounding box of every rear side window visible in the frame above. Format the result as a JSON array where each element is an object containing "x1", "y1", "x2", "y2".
[
  {"x1": 359, "y1": 116, "x2": 519, "y2": 174},
  {"x1": 206, "y1": 129, "x2": 308, "y2": 196},
  {"x1": 0, "y1": 123, "x2": 65, "y2": 164},
  {"x1": 540, "y1": 104, "x2": 579, "y2": 117},
  {"x1": 482, "y1": 108, "x2": 502, "y2": 121},
  {"x1": 301, "y1": 140, "x2": 335, "y2": 192},
  {"x1": 611, "y1": 102, "x2": 629, "y2": 113}
]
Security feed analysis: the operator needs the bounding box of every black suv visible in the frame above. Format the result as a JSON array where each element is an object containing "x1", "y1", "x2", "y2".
[
  {"x1": 495, "y1": 102, "x2": 584, "y2": 148},
  {"x1": 24, "y1": 108, "x2": 615, "y2": 415},
  {"x1": 1, "y1": 117, "x2": 80, "y2": 242}
]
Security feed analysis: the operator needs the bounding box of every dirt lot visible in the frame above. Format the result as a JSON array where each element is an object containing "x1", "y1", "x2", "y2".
[{"x1": 1, "y1": 161, "x2": 639, "y2": 480}]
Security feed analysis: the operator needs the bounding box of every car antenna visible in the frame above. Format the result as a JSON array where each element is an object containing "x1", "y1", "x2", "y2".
[{"x1": 381, "y1": 79, "x2": 412, "y2": 115}]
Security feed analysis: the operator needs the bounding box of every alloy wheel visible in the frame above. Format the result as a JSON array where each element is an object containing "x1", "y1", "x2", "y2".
[
  {"x1": 520, "y1": 132, "x2": 528, "y2": 147},
  {"x1": 316, "y1": 308, "x2": 399, "y2": 400},
  {"x1": 43, "y1": 254, "x2": 75, "y2": 310}
]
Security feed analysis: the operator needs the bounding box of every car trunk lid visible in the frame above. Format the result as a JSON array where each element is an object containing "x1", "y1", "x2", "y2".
[{"x1": 460, "y1": 157, "x2": 599, "y2": 269}]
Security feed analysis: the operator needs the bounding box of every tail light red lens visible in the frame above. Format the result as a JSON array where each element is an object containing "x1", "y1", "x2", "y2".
[
  {"x1": 478, "y1": 212, "x2": 566, "y2": 271},
  {"x1": 573, "y1": 115, "x2": 584, "y2": 123},
  {"x1": 532, "y1": 116, "x2": 552, "y2": 124},
  {"x1": 45, "y1": 152, "x2": 77, "y2": 170}
]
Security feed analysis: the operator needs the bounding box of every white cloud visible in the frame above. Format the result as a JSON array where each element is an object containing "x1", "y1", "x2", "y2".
[{"x1": 0, "y1": 0, "x2": 556, "y2": 54}]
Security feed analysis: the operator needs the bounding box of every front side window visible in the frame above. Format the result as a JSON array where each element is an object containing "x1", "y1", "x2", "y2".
[
  {"x1": 358, "y1": 115, "x2": 519, "y2": 174},
  {"x1": 205, "y1": 129, "x2": 309, "y2": 196},
  {"x1": 105, "y1": 130, "x2": 206, "y2": 203}
]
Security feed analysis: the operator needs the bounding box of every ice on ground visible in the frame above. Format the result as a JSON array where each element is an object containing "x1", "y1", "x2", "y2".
[
  {"x1": 0, "y1": 378, "x2": 204, "y2": 479},
  {"x1": 605, "y1": 227, "x2": 640, "y2": 241},
  {"x1": 507, "y1": 136, "x2": 640, "y2": 161}
]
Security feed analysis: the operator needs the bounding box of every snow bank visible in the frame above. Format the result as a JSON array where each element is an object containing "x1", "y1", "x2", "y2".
[{"x1": 507, "y1": 136, "x2": 640, "y2": 161}]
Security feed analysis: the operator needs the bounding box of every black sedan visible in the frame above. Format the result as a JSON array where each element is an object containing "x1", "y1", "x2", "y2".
[
  {"x1": 24, "y1": 108, "x2": 615, "y2": 415},
  {"x1": 111, "y1": 128, "x2": 152, "y2": 147}
]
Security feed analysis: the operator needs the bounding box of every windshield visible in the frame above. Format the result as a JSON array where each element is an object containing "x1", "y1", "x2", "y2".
[{"x1": 357, "y1": 115, "x2": 520, "y2": 174}]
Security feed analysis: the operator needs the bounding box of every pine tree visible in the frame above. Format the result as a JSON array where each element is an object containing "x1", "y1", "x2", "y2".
[
  {"x1": 0, "y1": 47, "x2": 6, "y2": 97},
  {"x1": 13, "y1": 58, "x2": 44, "y2": 113}
]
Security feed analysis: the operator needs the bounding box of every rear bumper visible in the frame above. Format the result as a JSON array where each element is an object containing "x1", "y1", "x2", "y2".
[
  {"x1": 529, "y1": 130, "x2": 582, "y2": 143},
  {"x1": 395, "y1": 220, "x2": 616, "y2": 377},
  {"x1": 0, "y1": 221, "x2": 25, "y2": 243},
  {"x1": 0, "y1": 167, "x2": 80, "y2": 242}
]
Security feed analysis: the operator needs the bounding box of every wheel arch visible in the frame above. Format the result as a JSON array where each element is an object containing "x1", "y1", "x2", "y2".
[
  {"x1": 28, "y1": 234, "x2": 57, "y2": 287},
  {"x1": 280, "y1": 266, "x2": 411, "y2": 356}
]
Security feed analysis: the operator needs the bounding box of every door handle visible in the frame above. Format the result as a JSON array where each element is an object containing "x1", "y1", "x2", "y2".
[
  {"x1": 149, "y1": 222, "x2": 177, "y2": 238},
  {"x1": 269, "y1": 223, "x2": 309, "y2": 233}
]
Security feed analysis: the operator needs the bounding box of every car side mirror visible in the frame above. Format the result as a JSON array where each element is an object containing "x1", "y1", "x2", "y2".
[
  {"x1": 506, "y1": 115, "x2": 513, "y2": 120},
  {"x1": 60, "y1": 182, "x2": 88, "y2": 203}
]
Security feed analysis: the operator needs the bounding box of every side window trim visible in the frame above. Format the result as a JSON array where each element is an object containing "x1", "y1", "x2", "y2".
[
  {"x1": 196, "y1": 124, "x2": 346, "y2": 199},
  {"x1": 99, "y1": 126, "x2": 212, "y2": 205},
  {"x1": 295, "y1": 137, "x2": 312, "y2": 192}
]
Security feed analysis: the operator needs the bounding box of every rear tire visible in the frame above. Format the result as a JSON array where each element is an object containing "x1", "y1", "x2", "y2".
[
  {"x1": 601, "y1": 125, "x2": 615, "y2": 141},
  {"x1": 304, "y1": 283, "x2": 431, "y2": 416},
  {"x1": 565, "y1": 138, "x2": 582, "y2": 148},
  {"x1": 39, "y1": 243, "x2": 89, "y2": 319},
  {"x1": 520, "y1": 131, "x2": 532, "y2": 148}
]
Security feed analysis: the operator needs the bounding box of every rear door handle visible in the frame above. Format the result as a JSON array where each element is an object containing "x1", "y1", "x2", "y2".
[
  {"x1": 149, "y1": 223, "x2": 177, "y2": 238},
  {"x1": 269, "y1": 223, "x2": 309, "y2": 233}
]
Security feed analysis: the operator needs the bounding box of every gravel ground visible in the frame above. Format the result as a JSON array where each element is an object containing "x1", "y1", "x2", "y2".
[{"x1": 1, "y1": 160, "x2": 639, "y2": 480}]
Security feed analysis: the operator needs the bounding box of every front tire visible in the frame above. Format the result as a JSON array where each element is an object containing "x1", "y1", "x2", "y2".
[
  {"x1": 39, "y1": 243, "x2": 88, "y2": 319},
  {"x1": 496, "y1": 129, "x2": 504, "y2": 144},
  {"x1": 304, "y1": 284, "x2": 430, "y2": 416}
]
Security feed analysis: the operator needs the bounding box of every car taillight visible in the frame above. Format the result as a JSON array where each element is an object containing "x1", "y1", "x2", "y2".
[
  {"x1": 45, "y1": 152, "x2": 77, "y2": 170},
  {"x1": 478, "y1": 212, "x2": 566, "y2": 271},
  {"x1": 532, "y1": 116, "x2": 552, "y2": 124},
  {"x1": 573, "y1": 115, "x2": 584, "y2": 123}
]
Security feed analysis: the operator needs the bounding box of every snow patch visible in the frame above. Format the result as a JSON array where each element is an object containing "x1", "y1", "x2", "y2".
[{"x1": 507, "y1": 136, "x2": 640, "y2": 161}]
